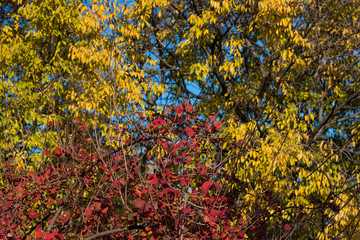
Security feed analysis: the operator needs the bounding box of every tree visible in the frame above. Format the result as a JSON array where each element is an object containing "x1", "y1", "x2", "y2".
[
  {"x1": 0, "y1": 0, "x2": 162, "y2": 168},
  {"x1": 0, "y1": 103, "x2": 248, "y2": 239},
  {"x1": 110, "y1": 0, "x2": 360, "y2": 238},
  {"x1": 1, "y1": 0, "x2": 360, "y2": 239}
]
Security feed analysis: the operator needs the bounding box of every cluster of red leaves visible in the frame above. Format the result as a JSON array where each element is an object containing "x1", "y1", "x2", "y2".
[
  {"x1": 0, "y1": 102, "x2": 246, "y2": 239},
  {"x1": 0, "y1": 160, "x2": 69, "y2": 239}
]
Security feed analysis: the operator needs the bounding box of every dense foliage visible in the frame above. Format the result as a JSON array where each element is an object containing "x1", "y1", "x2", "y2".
[{"x1": 1, "y1": 0, "x2": 360, "y2": 239}]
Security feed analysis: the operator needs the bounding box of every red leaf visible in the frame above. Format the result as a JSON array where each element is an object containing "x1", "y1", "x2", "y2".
[
  {"x1": 50, "y1": 187, "x2": 58, "y2": 194},
  {"x1": 150, "y1": 176, "x2": 158, "y2": 184},
  {"x1": 4, "y1": 201, "x2": 13, "y2": 211},
  {"x1": 239, "y1": 217, "x2": 245, "y2": 227},
  {"x1": 174, "y1": 106, "x2": 184, "y2": 116},
  {"x1": 163, "y1": 187, "x2": 173, "y2": 194},
  {"x1": 28, "y1": 211, "x2": 38, "y2": 218},
  {"x1": 54, "y1": 147, "x2": 62, "y2": 157},
  {"x1": 83, "y1": 208, "x2": 92, "y2": 223},
  {"x1": 58, "y1": 213, "x2": 70, "y2": 223},
  {"x1": 153, "y1": 117, "x2": 165, "y2": 126},
  {"x1": 179, "y1": 175, "x2": 186, "y2": 186},
  {"x1": 35, "y1": 230, "x2": 43, "y2": 238},
  {"x1": 213, "y1": 182, "x2": 220, "y2": 191},
  {"x1": 283, "y1": 224, "x2": 291, "y2": 231},
  {"x1": 201, "y1": 181, "x2": 213, "y2": 195},
  {"x1": 44, "y1": 197, "x2": 54, "y2": 206},
  {"x1": 164, "y1": 107, "x2": 170, "y2": 115},
  {"x1": 137, "y1": 112, "x2": 145, "y2": 118},
  {"x1": 112, "y1": 164, "x2": 120, "y2": 171},
  {"x1": 143, "y1": 202, "x2": 152, "y2": 212},
  {"x1": 101, "y1": 207, "x2": 108, "y2": 214},
  {"x1": 184, "y1": 101, "x2": 192, "y2": 112},
  {"x1": 183, "y1": 208, "x2": 191, "y2": 213},
  {"x1": 147, "y1": 174, "x2": 159, "y2": 184},
  {"x1": 185, "y1": 127, "x2": 195, "y2": 137},
  {"x1": 93, "y1": 202, "x2": 101, "y2": 211},
  {"x1": 133, "y1": 198, "x2": 145, "y2": 208},
  {"x1": 210, "y1": 209, "x2": 219, "y2": 216},
  {"x1": 44, "y1": 233, "x2": 52, "y2": 240},
  {"x1": 214, "y1": 120, "x2": 222, "y2": 130},
  {"x1": 99, "y1": 162, "x2": 107, "y2": 171},
  {"x1": 204, "y1": 215, "x2": 211, "y2": 223},
  {"x1": 42, "y1": 150, "x2": 50, "y2": 156}
]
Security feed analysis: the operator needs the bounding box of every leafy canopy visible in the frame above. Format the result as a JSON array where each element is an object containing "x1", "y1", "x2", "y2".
[{"x1": 1, "y1": 0, "x2": 360, "y2": 239}]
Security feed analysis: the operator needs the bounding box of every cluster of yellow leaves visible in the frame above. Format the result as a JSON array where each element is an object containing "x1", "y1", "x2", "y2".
[
  {"x1": 0, "y1": 0, "x2": 164, "y2": 169},
  {"x1": 222, "y1": 102, "x2": 359, "y2": 238}
]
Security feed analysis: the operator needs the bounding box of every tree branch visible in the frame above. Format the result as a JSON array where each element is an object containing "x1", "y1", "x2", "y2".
[{"x1": 84, "y1": 225, "x2": 146, "y2": 240}]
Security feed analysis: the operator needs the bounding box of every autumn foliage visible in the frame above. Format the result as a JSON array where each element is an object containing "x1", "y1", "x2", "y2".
[
  {"x1": 0, "y1": 103, "x2": 248, "y2": 239},
  {"x1": 1, "y1": 0, "x2": 360, "y2": 239}
]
